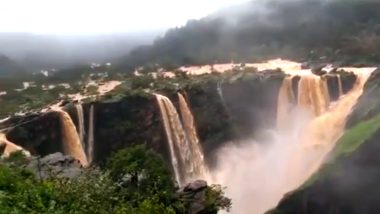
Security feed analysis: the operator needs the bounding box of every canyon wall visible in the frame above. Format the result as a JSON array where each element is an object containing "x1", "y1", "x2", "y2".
[{"x1": 2, "y1": 71, "x2": 357, "y2": 165}]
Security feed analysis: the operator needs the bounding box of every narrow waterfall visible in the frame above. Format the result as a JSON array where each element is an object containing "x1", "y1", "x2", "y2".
[
  {"x1": 211, "y1": 68, "x2": 374, "y2": 214},
  {"x1": 337, "y1": 74, "x2": 343, "y2": 97},
  {"x1": 75, "y1": 103, "x2": 85, "y2": 148},
  {"x1": 217, "y1": 81, "x2": 228, "y2": 109},
  {"x1": 56, "y1": 110, "x2": 88, "y2": 166},
  {"x1": 277, "y1": 76, "x2": 295, "y2": 130},
  {"x1": 155, "y1": 93, "x2": 208, "y2": 186},
  {"x1": 87, "y1": 105, "x2": 95, "y2": 164},
  {"x1": 177, "y1": 93, "x2": 208, "y2": 178},
  {"x1": 0, "y1": 133, "x2": 30, "y2": 157}
]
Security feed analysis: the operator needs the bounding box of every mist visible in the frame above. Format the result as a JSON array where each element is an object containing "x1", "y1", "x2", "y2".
[
  {"x1": 0, "y1": 31, "x2": 163, "y2": 71},
  {"x1": 207, "y1": 65, "x2": 371, "y2": 214}
]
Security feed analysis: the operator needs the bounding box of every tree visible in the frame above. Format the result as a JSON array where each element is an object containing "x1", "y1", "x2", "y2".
[{"x1": 107, "y1": 144, "x2": 175, "y2": 204}]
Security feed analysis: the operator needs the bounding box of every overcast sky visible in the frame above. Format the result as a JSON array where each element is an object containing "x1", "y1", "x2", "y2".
[{"x1": 0, "y1": 0, "x2": 249, "y2": 35}]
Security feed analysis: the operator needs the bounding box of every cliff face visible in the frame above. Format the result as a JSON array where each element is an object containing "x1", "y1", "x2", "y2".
[
  {"x1": 6, "y1": 112, "x2": 63, "y2": 156},
  {"x1": 2, "y1": 70, "x2": 357, "y2": 166},
  {"x1": 270, "y1": 69, "x2": 380, "y2": 214}
]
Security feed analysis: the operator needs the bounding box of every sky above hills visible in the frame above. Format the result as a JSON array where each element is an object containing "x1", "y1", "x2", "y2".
[{"x1": 0, "y1": 0, "x2": 249, "y2": 35}]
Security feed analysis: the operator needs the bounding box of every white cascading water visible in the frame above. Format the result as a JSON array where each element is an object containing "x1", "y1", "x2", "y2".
[
  {"x1": 56, "y1": 110, "x2": 88, "y2": 166},
  {"x1": 75, "y1": 103, "x2": 86, "y2": 148},
  {"x1": 155, "y1": 93, "x2": 208, "y2": 186},
  {"x1": 87, "y1": 105, "x2": 95, "y2": 164},
  {"x1": 217, "y1": 81, "x2": 228, "y2": 110},
  {"x1": 210, "y1": 64, "x2": 375, "y2": 214}
]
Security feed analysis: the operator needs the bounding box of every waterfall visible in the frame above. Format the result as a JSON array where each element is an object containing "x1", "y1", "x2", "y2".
[
  {"x1": 217, "y1": 81, "x2": 228, "y2": 109},
  {"x1": 297, "y1": 75, "x2": 330, "y2": 117},
  {"x1": 56, "y1": 110, "x2": 88, "y2": 166},
  {"x1": 277, "y1": 76, "x2": 295, "y2": 130},
  {"x1": 211, "y1": 68, "x2": 374, "y2": 214},
  {"x1": 285, "y1": 71, "x2": 371, "y2": 189},
  {"x1": 155, "y1": 93, "x2": 208, "y2": 186},
  {"x1": 177, "y1": 93, "x2": 209, "y2": 178},
  {"x1": 87, "y1": 105, "x2": 95, "y2": 164},
  {"x1": 75, "y1": 103, "x2": 85, "y2": 148},
  {"x1": 337, "y1": 74, "x2": 343, "y2": 97},
  {"x1": 0, "y1": 133, "x2": 30, "y2": 158}
]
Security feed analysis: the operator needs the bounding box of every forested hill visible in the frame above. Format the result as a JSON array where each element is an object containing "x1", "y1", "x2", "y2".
[{"x1": 117, "y1": 0, "x2": 380, "y2": 71}]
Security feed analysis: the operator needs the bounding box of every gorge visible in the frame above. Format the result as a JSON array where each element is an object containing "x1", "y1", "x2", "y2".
[{"x1": 0, "y1": 59, "x2": 378, "y2": 213}]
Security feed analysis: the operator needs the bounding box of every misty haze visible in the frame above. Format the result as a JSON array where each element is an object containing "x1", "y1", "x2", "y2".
[{"x1": 1, "y1": 1, "x2": 380, "y2": 214}]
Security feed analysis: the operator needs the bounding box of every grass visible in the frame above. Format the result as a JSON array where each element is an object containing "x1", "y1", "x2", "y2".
[{"x1": 302, "y1": 113, "x2": 380, "y2": 188}]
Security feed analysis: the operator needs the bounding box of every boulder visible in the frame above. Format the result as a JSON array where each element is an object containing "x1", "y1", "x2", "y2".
[
  {"x1": 183, "y1": 179, "x2": 208, "y2": 192},
  {"x1": 178, "y1": 180, "x2": 211, "y2": 214},
  {"x1": 311, "y1": 66, "x2": 327, "y2": 76},
  {"x1": 27, "y1": 152, "x2": 83, "y2": 180}
]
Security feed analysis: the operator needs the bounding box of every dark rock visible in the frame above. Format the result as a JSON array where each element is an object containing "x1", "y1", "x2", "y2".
[
  {"x1": 27, "y1": 152, "x2": 83, "y2": 180},
  {"x1": 7, "y1": 111, "x2": 63, "y2": 156},
  {"x1": 311, "y1": 66, "x2": 327, "y2": 76},
  {"x1": 301, "y1": 62, "x2": 310, "y2": 69},
  {"x1": 178, "y1": 180, "x2": 213, "y2": 214},
  {"x1": 184, "y1": 180, "x2": 208, "y2": 192},
  {"x1": 60, "y1": 100, "x2": 70, "y2": 106},
  {"x1": 328, "y1": 67, "x2": 338, "y2": 73}
]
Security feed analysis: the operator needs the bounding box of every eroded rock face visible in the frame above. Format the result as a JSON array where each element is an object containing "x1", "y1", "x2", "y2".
[{"x1": 27, "y1": 152, "x2": 83, "y2": 180}]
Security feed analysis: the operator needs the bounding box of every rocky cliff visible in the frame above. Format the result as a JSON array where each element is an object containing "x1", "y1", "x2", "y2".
[{"x1": 1, "y1": 69, "x2": 357, "y2": 167}]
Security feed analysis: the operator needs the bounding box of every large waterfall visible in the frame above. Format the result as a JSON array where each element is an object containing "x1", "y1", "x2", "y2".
[
  {"x1": 155, "y1": 93, "x2": 208, "y2": 186},
  {"x1": 87, "y1": 105, "x2": 95, "y2": 164},
  {"x1": 210, "y1": 66, "x2": 375, "y2": 214},
  {"x1": 56, "y1": 110, "x2": 88, "y2": 166},
  {"x1": 75, "y1": 103, "x2": 85, "y2": 148}
]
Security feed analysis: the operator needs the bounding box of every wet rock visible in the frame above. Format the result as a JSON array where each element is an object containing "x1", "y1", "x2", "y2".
[
  {"x1": 60, "y1": 100, "x2": 70, "y2": 106},
  {"x1": 178, "y1": 180, "x2": 231, "y2": 214},
  {"x1": 184, "y1": 180, "x2": 208, "y2": 192},
  {"x1": 27, "y1": 152, "x2": 83, "y2": 180},
  {"x1": 178, "y1": 180, "x2": 212, "y2": 214},
  {"x1": 311, "y1": 66, "x2": 327, "y2": 76},
  {"x1": 301, "y1": 62, "x2": 310, "y2": 69}
]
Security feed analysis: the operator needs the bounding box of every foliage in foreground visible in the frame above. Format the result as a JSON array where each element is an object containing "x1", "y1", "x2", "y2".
[{"x1": 0, "y1": 144, "x2": 230, "y2": 214}]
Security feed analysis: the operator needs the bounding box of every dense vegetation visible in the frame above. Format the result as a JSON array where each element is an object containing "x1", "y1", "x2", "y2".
[
  {"x1": 0, "y1": 144, "x2": 231, "y2": 214},
  {"x1": 117, "y1": 0, "x2": 380, "y2": 71}
]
